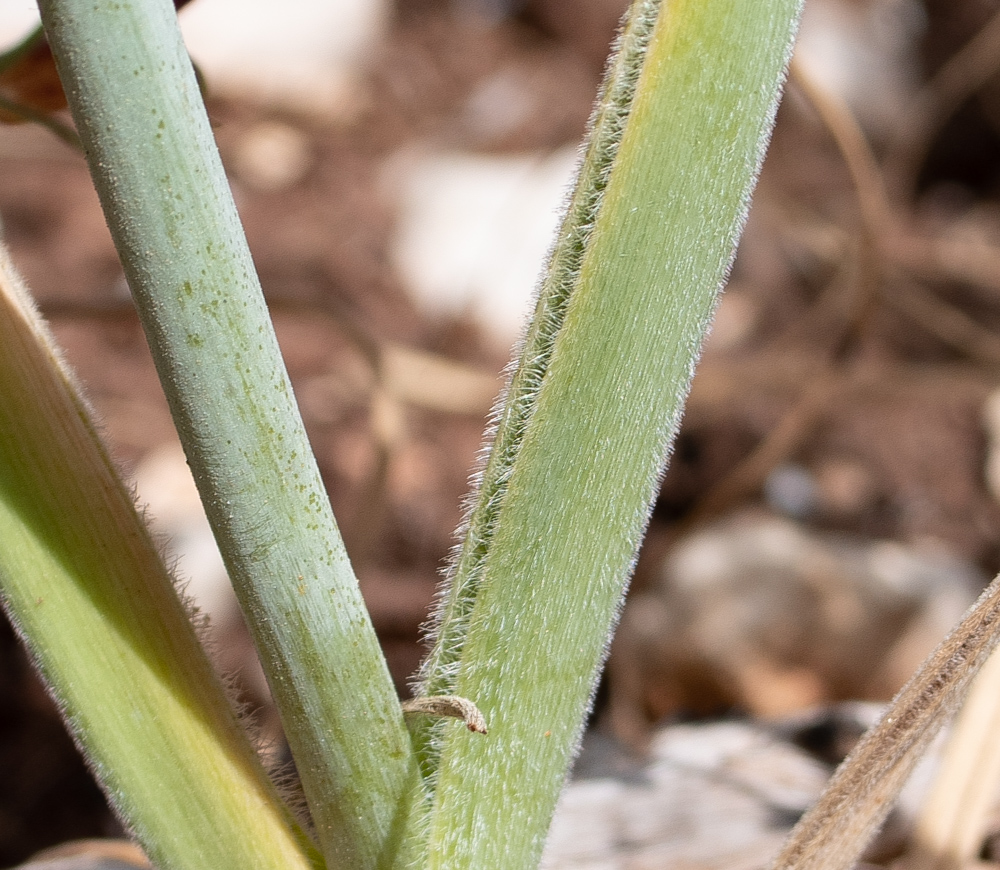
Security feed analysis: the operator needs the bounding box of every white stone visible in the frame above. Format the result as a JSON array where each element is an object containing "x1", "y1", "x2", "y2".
[
  {"x1": 794, "y1": 0, "x2": 923, "y2": 137},
  {"x1": 0, "y1": 1, "x2": 39, "y2": 47},
  {"x1": 179, "y1": 0, "x2": 388, "y2": 116},
  {"x1": 544, "y1": 721, "x2": 831, "y2": 869},
  {"x1": 389, "y1": 146, "x2": 579, "y2": 350}
]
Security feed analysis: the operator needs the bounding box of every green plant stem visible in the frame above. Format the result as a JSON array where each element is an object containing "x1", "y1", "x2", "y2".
[
  {"x1": 414, "y1": 0, "x2": 802, "y2": 865},
  {"x1": 0, "y1": 246, "x2": 319, "y2": 870},
  {"x1": 38, "y1": 1, "x2": 424, "y2": 867}
]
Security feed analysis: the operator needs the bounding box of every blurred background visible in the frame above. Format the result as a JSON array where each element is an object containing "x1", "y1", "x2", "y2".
[{"x1": 4, "y1": 0, "x2": 1000, "y2": 865}]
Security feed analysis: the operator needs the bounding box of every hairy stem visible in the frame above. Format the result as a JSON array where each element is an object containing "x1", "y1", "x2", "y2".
[{"x1": 39, "y1": 1, "x2": 424, "y2": 866}]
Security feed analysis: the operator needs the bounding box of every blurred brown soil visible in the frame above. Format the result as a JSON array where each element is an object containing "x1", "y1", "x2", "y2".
[{"x1": 5, "y1": 0, "x2": 1000, "y2": 864}]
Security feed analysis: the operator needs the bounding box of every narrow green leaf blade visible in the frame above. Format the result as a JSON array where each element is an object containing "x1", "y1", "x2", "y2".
[
  {"x1": 0, "y1": 248, "x2": 319, "y2": 870},
  {"x1": 419, "y1": 0, "x2": 802, "y2": 865}
]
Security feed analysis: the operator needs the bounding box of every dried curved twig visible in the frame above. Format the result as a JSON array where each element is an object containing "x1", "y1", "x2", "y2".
[{"x1": 401, "y1": 695, "x2": 488, "y2": 735}]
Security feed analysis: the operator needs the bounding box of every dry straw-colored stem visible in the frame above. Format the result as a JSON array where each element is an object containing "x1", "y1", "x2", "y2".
[
  {"x1": 769, "y1": 574, "x2": 1000, "y2": 870},
  {"x1": 907, "y1": 643, "x2": 1000, "y2": 870}
]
